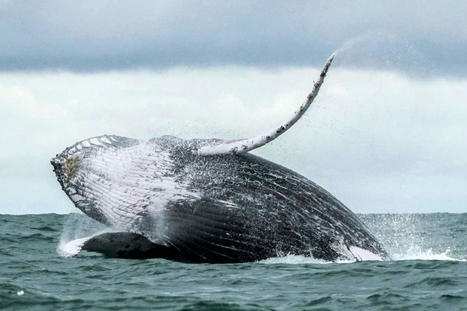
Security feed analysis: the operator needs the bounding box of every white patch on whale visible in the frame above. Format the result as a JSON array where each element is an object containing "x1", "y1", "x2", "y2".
[
  {"x1": 349, "y1": 246, "x2": 383, "y2": 261},
  {"x1": 70, "y1": 139, "x2": 201, "y2": 234}
]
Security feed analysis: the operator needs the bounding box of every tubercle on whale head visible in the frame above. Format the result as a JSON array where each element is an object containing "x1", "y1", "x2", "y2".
[
  {"x1": 50, "y1": 142, "x2": 88, "y2": 210},
  {"x1": 51, "y1": 155, "x2": 78, "y2": 191},
  {"x1": 51, "y1": 155, "x2": 79, "y2": 181},
  {"x1": 50, "y1": 136, "x2": 96, "y2": 187}
]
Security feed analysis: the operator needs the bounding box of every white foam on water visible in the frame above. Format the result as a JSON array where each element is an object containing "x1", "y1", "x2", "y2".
[
  {"x1": 57, "y1": 226, "x2": 119, "y2": 258},
  {"x1": 258, "y1": 247, "x2": 465, "y2": 265},
  {"x1": 57, "y1": 213, "x2": 111, "y2": 258},
  {"x1": 259, "y1": 255, "x2": 359, "y2": 265},
  {"x1": 391, "y1": 247, "x2": 466, "y2": 262},
  {"x1": 259, "y1": 251, "x2": 363, "y2": 265},
  {"x1": 57, "y1": 236, "x2": 94, "y2": 258}
]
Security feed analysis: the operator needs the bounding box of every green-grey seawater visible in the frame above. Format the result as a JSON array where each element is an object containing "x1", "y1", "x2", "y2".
[{"x1": 1, "y1": 213, "x2": 466, "y2": 310}]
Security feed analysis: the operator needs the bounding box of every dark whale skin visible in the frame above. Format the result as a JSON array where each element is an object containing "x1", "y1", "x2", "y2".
[
  {"x1": 82, "y1": 232, "x2": 174, "y2": 260},
  {"x1": 53, "y1": 135, "x2": 388, "y2": 263}
]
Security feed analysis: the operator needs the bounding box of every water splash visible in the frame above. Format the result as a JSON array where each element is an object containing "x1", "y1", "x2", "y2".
[
  {"x1": 259, "y1": 248, "x2": 464, "y2": 265},
  {"x1": 392, "y1": 247, "x2": 465, "y2": 262},
  {"x1": 334, "y1": 32, "x2": 398, "y2": 57},
  {"x1": 259, "y1": 255, "x2": 354, "y2": 265},
  {"x1": 332, "y1": 32, "x2": 431, "y2": 77},
  {"x1": 361, "y1": 213, "x2": 466, "y2": 262},
  {"x1": 260, "y1": 214, "x2": 466, "y2": 264},
  {"x1": 57, "y1": 213, "x2": 107, "y2": 257}
]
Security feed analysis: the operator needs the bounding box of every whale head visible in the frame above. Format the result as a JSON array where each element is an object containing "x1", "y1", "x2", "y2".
[
  {"x1": 51, "y1": 135, "x2": 137, "y2": 224},
  {"x1": 51, "y1": 135, "x2": 200, "y2": 230}
]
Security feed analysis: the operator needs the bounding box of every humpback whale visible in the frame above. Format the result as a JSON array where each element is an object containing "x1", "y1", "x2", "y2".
[{"x1": 52, "y1": 55, "x2": 388, "y2": 263}]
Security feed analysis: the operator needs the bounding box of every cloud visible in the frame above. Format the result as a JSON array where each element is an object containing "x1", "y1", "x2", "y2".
[
  {"x1": 0, "y1": 1, "x2": 466, "y2": 76},
  {"x1": 0, "y1": 67, "x2": 466, "y2": 214}
]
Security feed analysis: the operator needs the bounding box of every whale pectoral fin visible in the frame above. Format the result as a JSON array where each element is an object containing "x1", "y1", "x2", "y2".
[
  {"x1": 80, "y1": 232, "x2": 176, "y2": 260},
  {"x1": 196, "y1": 54, "x2": 334, "y2": 156}
]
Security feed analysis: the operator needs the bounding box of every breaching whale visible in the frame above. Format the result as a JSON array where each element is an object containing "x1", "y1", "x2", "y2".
[{"x1": 52, "y1": 55, "x2": 388, "y2": 262}]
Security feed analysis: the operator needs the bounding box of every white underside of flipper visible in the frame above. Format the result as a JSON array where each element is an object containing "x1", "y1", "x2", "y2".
[
  {"x1": 348, "y1": 246, "x2": 383, "y2": 261},
  {"x1": 331, "y1": 242, "x2": 384, "y2": 261}
]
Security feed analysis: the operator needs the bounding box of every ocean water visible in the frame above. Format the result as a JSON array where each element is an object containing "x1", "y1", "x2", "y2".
[{"x1": 0, "y1": 213, "x2": 465, "y2": 310}]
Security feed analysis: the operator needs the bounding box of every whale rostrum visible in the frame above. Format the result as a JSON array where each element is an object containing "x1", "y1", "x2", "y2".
[{"x1": 52, "y1": 55, "x2": 389, "y2": 263}]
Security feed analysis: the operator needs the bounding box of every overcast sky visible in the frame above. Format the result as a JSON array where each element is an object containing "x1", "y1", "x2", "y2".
[
  {"x1": 1, "y1": 0, "x2": 467, "y2": 76},
  {"x1": 1, "y1": 1, "x2": 466, "y2": 214}
]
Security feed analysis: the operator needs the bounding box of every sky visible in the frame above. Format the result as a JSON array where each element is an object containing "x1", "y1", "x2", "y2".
[{"x1": 1, "y1": 1, "x2": 466, "y2": 214}]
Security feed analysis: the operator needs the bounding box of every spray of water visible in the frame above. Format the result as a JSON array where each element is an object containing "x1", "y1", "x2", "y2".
[
  {"x1": 330, "y1": 31, "x2": 430, "y2": 77},
  {"x1": 259, "y1": 249, "x2": 463, "y2": 265},
  {"x1": 57, "y1": 213, "x2": 108, "y2": 257},
  {"x1": 260, "y1": 214, "x2": 465, "y2": 264}
]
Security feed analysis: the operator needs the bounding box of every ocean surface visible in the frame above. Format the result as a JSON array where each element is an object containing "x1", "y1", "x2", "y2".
[{"x1": 0, "y1": 213, "x2": 465, "y2": 310}]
